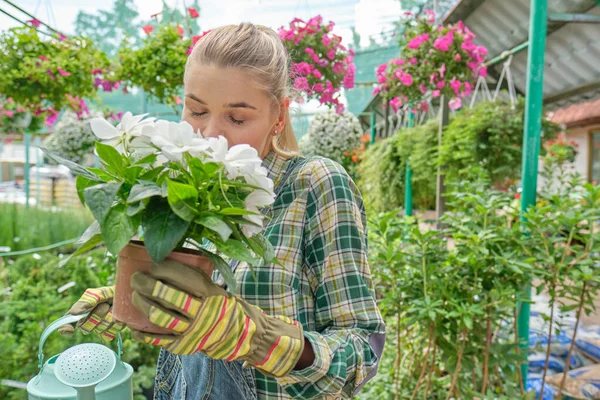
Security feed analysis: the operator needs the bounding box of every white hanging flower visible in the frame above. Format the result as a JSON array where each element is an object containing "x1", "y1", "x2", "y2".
[
  {"x1": 90, "y1": 112, "x2": 155, "y2": 154},
  {"x1": 150, "y1": 121, "x2": 210, "y2": 162}
]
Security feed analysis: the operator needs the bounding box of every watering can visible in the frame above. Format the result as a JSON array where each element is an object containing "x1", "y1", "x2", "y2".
[{"x1": 27, "y1": 313, "x2": 134, "y2": 400}]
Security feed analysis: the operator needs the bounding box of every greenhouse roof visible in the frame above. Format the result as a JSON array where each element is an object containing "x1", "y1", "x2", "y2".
[{"x1": 443, "y1": 0, "x2": 600, "y2": 108}]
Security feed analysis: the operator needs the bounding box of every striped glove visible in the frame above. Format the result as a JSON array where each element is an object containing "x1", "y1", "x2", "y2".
[
  {"x1": 130, "y1": 260, "x2": 305, "y2": 377},
  {"x1": 58, "y1": 286, "x2": 126, "y2": 343}
]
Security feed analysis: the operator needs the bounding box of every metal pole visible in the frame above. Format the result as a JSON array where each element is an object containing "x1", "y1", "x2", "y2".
[
  {"x1": 519, "y1": 0, "x2": 547, "y2": 384},
  {"x1": 384, "y1": 100, "x2": 390, "y2": 138},
  {"x1": 24, "y1": 131, "x2": 31, "y2": 209},
  {"x1": 34, "y1": 136, "x2": 41, "y2": 206},
  {"x1": 370, "y1": 110, "x2": 376, "y2": 145},
  {"x1": 405, "y1": 109, "x2": 415, "y2": 217},
  {"x1": 436, "y1": 96, "x2": 449, "y2": 223},
  {"x1": 0, "y1": 140, "x2": 3, "y2": 184}
]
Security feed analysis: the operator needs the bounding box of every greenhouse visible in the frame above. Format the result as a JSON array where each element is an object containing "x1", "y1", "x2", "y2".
[{"x1": 1, "y1": 0, "x2": 600, "y2": 399}]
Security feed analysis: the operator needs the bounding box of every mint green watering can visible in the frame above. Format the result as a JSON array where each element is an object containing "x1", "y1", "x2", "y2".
[{"x1": 27, "y1": 313, "x2": 134, "y2": 400}]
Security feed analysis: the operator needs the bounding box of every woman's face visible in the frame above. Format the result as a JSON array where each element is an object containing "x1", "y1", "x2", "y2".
[{"x1": 182, "y1": 64, "x2": 284, "y2": 159}]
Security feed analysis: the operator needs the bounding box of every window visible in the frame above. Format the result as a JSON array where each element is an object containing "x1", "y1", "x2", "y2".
[{"x1": 592, "y1": 132, "x2": 600, "y2": 184}]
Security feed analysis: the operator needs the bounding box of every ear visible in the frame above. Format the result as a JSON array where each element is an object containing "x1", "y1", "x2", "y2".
[{"x1": 274, "y1": 97, "x2": 290, "y2": 133}]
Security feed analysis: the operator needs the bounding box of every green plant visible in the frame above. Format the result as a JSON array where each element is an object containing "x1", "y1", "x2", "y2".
[
  {"x1": 0, "y1": 250, "x2": 159, "y2": 400},
  {"x1": 364, "y1": 175, "x2": 530, "y2": 399},
  {"x1": 43, "y1": 110, "x2": 100, "y2": 165},
  {"x1": 116, "y1": 24, "x2": 190, "y2": 108},
  {"x1": 0, "y1": 26, "x2": 109, "y2": 119},
  {"x1": 0, "y1": 203, "x2": 92, "y2": 254},
  {"x1": 440, "y1": 98, "x2": 560, "y2": 190},
  {"x1": 46, "y1": 114, "x2": 279, "y2": 291}
]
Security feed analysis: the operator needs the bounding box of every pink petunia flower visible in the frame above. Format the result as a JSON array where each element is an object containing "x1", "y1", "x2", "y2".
[
  {"x1": 327, "y1": 48, "x2": 336, "y2": 60},
  {"x1": 27, "y1": 19, "x2": 41, "y2": 28},
  {"x1": 390, "y1": 97, "x2": 402, "y2": 113},
  {"x1": 400, "y1": 73, "x2": 413, "y2": 86},
  {"x1": 409, "y1": 57, "x2": 418, "y2": 65},
  {"x1": 174, "y1": 96, "x2": 182, "y2": 105},
  {"x1": 372, "y1": 86, "x2": 382, "y2": 96},
  {"x1": 440, "y1": 63, "x2": 446, "y2": 78},
  {"x1": 436, "y1": 80, "x2": 445, "y2": 89},
  {"x1": 313, "y1": 68, "x2": 323, "y2": 79},
  {"x1": 176, "y1": 25, "x2": 184, "y2": 36},
  {"x1": 419, "y1": 84, "x2": 427, "y2": 95},
  {"x1": 450, "y1": 78, "x2": 461, "y2": 95},
  {"x1": 322, "y1": 35, "x2": 331, "y2": 47},
  {"x1": 91, "y1": 69, "x2": 103, "y2": 75},
  {"x1": 58, "y1": 69, "x2": 71, "y2": 77},
  {"x1": 448, "y1": 97, "x2": 462, "y2": 110},
  {"x1": 313, "y1": 83, "x2": 324, "y2": 93},
  {"x1": 332, "y1": 62, "x2": 344, "y2": 75},
  {"x1": 454, "y1": 53, "x2": 461, "y2": 61},
  {"x1": 294, "y1": 77, "x2": 309, "y2": 91},
  {"x1": 58, "y1": 33, "x2": 67, "y2": 41},
  {"x1": 188, "y1": 8, "x2": 199, "y2": 18},
  {"x1": 46, "y1": 69, "x2": 55, "y2": 81},
  {"x1": 432, "y1": 89, "x2": 441, "y2": 97},
  {"x1": 407, "y1": 33, "x2": 429, "y2": 50},
  {"x1": 142, "y1": 25, "x2": 154, "y2": 35}
]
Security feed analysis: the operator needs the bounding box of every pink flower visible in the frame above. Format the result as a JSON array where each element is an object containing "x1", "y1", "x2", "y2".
[
  {"x1": 46, "y1": 69, "x2": 55, "y2": 81},
  {"x1": 38, "y1": 55, "x2": 50, "y2": 61},
  {"x1": 462, "y1": 82, "x2": 472, "y2": 96},
  {"x1": 424, "y1": 9, "x2": 436, "y2": 23},
  {"x1": 343, "y1": 74, "x2": 354, "y2": 89},
  {"x1": 409, "y1": 57, "x2": 418, "y2": 65},
  {"x1": 327, "y1": 21, "x2": 335, "y2": 32},
  {"x1": 187, "y1": 46, "x2": 193, "y2": 55},
  {"x1": 390, "y1": 97, "x2": 402, "y2": 113},
  {"x1": 313, "y1": 83, "x2": 324, "y2": 93},
  {"x1": 377, "y1": 64, "x2": 388, "y2": 74},
  {"x1": 400, "y1": 73, "x2": 413, "y2": 86},
  {"x1": 27, "y1": 19, "x2": 41, "y2": 28},
  {"x1": 476, "y1": 46, "x2": 488, "y2": 56},
  {"x1": 430, "y1": 73, "x2": 438, "y2": 84},
  {"x1": 91, "y1": 69, "x2": 103, "y2": 75},
  {"x1": 448, "y1": 97, "x2": 462, "y2": 110},
  {"x1": 142, "y1": 25, "x2": 154, "y2": 35},
  {"x1": 372, "y1": 86, "x2": 382, "y2": 96},
  {"x1": 16, "y1": 107, "x2": 24, "y2": 112},
  {"x1": 293, "y1": 62, "x2": 312, "y2": 75},
  {"x1": 58, "y1": 33, "x2": 67, "y2": 41},
  {"x1": 176, "y1": 25, "x2": 185, "y2": 36},
  {"x1": 440, "y1": 63, "x2": 446, "y2": 78},
  {"x1": 420, "y1": 100, "x2": 429, "y2": 112},
  {"x1": 433, "y1": 31, "x2": 454, "y2": 52},
  {"x1": 332, "y1": 62, "x2": 344, "y2": 74},
  {"x1": 312, "y1": 68, "x2": 323, "y2": 79},
  {"x1": 432, "y1": 89, "x2": 441, "y2": 97},
  {"x1": 479, "y1": 65, "x2": 488, "y2": 77},
  {"x1": 58, "y1": 69, "x2": 71, "y2": 77},
  {"x1": 419, "y1": 84, "x2": 427, "y2": 95},
  {"x1": 305, "y1": 47, "x2": 315, "y2": 55},
  {"x1": 436, "y1": 81, "x2": 445, "y2": 89},
  {"x1": 392, "y1": 59, "x2": 406, "y2": 65},
  {"x1": 407, "y1": 33, "x2": 429, "y2": 50},
  {"x1": 188, "y1": 7, "x2": 199, "y2": 18},
  {"x1": 322, "y1": 35, "x2": 331, "y2": 47},
  {"x1": 454, "y1": 53, "x2": 461, "y2": 61},
  {"x1": 462, "y1": 41, "x2": 477, "y2": 52},
  {"x1": 450, "y1": 78, "x2": 461, "y2": 95},
  {"x1": 318, "y1": 58, "x2": 329, "y2": 67},
  {"x1": 45, "y1": 109, "x2": 59, "y2": 127},
  {"x1": 335, "y1": 103, "x2": 345, "y2": 114},
  {"x1": 5, "y1": 110, "x2": 14, "y2": 117},
  {"x1": 294, "y1": 77, "x2": 309, "y2": 91},
  {"x1": 327, "y1": 48, "x2": 336, "y2": 60},
  {"x1": 174, "y1": 96, "x2": 182, "y2": 105}
]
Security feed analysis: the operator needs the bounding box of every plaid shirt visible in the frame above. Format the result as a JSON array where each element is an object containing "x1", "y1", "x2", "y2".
[{"x1": 212, "y1": 151, "x2": 386, "y2": 399}]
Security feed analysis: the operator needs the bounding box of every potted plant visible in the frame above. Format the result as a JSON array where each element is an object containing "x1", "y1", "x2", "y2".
[
  {"x1": 278, "y1": 15, "x2": 356, "y2": 113},
  {"x1": 44, "y1": 112, "x2": 279, "y2": 333}
]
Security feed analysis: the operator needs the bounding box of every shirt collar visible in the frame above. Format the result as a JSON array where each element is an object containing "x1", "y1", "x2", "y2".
[{"x1": 262, "y1": 150, "x2": 290, "y2": 189}]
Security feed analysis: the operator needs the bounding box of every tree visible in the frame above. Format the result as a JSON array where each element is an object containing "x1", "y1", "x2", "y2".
[{"x1": 74, "y1": 0, "x2": 142, "y2": 57}]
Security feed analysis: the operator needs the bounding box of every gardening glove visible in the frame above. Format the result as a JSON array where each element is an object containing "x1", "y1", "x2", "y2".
[
  {"x1": 58, "y1": 286, "x2": 126, "y2": 343},
  {"x1": 130, "y1": 260, "x2": 305, "y2": 378}
]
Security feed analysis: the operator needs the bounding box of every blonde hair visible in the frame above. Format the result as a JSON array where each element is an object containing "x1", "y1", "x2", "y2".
[{"x1": 185, "y1": 23, "x2": 299, "y2": 159}]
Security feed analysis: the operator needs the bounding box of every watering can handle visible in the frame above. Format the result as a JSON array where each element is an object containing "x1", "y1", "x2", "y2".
[{"x1": 38, "y1": 313, "x2": 124, "y2": 369}]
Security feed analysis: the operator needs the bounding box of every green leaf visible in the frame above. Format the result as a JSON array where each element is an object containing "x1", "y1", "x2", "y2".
[
  {"x1": 41, "y1": 147, "x2": 102, "y2": 181},
  {"x1": 102, "y1": 204, "x2": 140, "y2": 255},
  {"x1": 463, "y1": 315, "x2": 473, "y2": 330},
  {"x1": 139, "y1": 166, "x2": 164, "y2": 181},
  {"x1": 84, "y1": 183, "x2": 123, "y2": 225},
  {"x1": 124, "y1": 165, "x2": 144, "y2": 184},
  {"x1": 202, "y1": 251, "x2": 237, "y2": 293},
  {"x1": 95, "y1": 141, "x2": 125, "y2": 177},
  {"x1": 59, "y1": 223, "x2": 104, "y2": 268},
  {"x1": 127, "y1": 182, "x2": 164, "y2": 203},
  {"x1": 215, "y1": 239, "x2": 259, "y2": 264},
  {"x1": 142, "y1": 198, "x2": 190, "y2": 263},
  {"x1": 167, "y1": 179, "x2": 198, "y2": 222},
  {"x1": 75, "y1": 176, "x2": 98, "y2": 204},
  {"x1": 246, "y1": 235, "x2": 275, "y2": 264},
  {"x1": 195, "y1": 213, "x2": 232, "y2": 242},
  {"x1": 87, "y1": 167, "x2": 117, "y2": 181},
  {"x1": 126, "y1": 199, "x2": 148, "y2": 217},
  {"x1": 219, "y1": 207, "x2": 261, "y2": 216},
  {"x1": 134, "y1": 153, "x2": 158, "y2": 166}
]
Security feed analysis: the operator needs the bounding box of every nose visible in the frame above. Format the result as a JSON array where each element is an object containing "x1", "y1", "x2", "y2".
[{"x1": 200, "y1": 119, "x2": 223, "y2": 138}]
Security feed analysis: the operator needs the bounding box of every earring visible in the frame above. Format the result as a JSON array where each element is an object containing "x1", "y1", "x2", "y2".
[{"x1": 272, "y1": 129, "x2": 278, "y2": 136}]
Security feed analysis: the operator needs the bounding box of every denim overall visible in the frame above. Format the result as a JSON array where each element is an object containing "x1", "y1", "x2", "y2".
[{"x1": 154, "y1": 156, "x2": 303, "y2": 400}]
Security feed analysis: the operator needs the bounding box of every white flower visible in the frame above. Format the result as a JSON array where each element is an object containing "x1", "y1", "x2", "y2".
[
  {"x1": 244, "y1": 167, "x2": 274, "y2": 192},
  {"x1": 90, "y1": 112, "x2": 155, "y2": 154},
  {"x1": 224, "y1": 144, "x2": 263, "y2": 178},
  {"x1": 245, "y1": 188, "x2": 275, "y2": 209},
  {"x1": 307, "y1": 110, "x2": 363, "y2": 164},
  {"x1": 204, "y1": 136, "x2": 229, "y2": 163},
  {"x1": 150, "y1": 121, "x2": 209, "y2": 162}
]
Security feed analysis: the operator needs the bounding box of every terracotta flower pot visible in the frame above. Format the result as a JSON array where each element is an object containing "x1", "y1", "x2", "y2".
[{"x1": 113, "y1": 240, "x2": 214, "y2": 334}]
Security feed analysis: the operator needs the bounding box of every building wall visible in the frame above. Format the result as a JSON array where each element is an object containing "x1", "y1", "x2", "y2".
[{"x1": 565, "y1": 123, "x2": 600, "y2": 182}]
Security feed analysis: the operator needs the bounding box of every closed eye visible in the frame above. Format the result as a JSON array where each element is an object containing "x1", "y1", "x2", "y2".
[
  {"x1": 190, "y1": 111, "x2": 206, "y2": 117},
  {"x1": 229, "y1": 116, "x2": 244, "y2": 125}
]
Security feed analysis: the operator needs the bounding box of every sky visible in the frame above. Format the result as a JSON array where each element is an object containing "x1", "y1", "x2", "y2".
[{"x1": 0, "y1": 0, "x2": 402, "y2": 48}]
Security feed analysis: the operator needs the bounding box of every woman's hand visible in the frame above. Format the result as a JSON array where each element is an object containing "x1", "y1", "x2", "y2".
[
  {"x1": 130, "y1": 260, "x2": 305, "y2": 377},
  {"x1": 58, "y1": 286, "x2": 126, "y2": 343}
]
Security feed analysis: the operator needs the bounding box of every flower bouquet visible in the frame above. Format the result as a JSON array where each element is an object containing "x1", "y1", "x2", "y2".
[{"x1": 43, "y1": 112, "x2": 278, "y2": 333}]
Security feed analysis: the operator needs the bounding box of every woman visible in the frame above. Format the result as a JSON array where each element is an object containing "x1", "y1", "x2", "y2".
[{"x1": 60, "y1": 23, "x2": 385, "y2": 399}]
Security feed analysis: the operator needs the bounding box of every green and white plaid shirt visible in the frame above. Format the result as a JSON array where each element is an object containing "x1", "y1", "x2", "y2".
[{"x1": 213, "y1": 151, "x2": 386, "y2": 399}]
